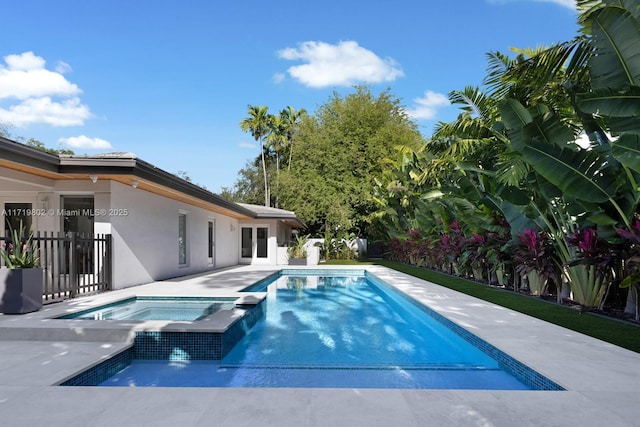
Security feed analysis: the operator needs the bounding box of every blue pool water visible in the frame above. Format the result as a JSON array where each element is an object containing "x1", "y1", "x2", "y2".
[
  {"x1": 97, "y1": 271, "x2": 538, "y2": 389},
  {"x1": 59, "y1": 297, "x2": 236, "y2": 321}
]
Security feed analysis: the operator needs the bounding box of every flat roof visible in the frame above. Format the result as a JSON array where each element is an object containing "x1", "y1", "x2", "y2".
[{"x1": 0, "y1": 136, "x2": 304, "y2": 225}]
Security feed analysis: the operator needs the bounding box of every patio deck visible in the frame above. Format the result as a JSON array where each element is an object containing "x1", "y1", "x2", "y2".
[{"x1": 0, "y1": 265, "x2": 638, "y2": 426}]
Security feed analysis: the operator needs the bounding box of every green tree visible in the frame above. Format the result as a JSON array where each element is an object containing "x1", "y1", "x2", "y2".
[
  {"x1": 25, "y1": 138, "x2": 75, "y2": 155},
  {"x1": 279, "y1": 86, "x2": 425, "y2": 237},
  {"x1": 240, "y1": 105, "x2": 273, "y2": 207},
  {"x1": 376, "y1": 0, "x2": 640, "y2": 309},
  {"x1": 264, "y1": 107, "x2": 307, "y2": 208},
  {"x1": 220, "y1": 159, "x2": 267, "y2": 205},
  {"x1": 281, "y1": 106, "x2": 307, "y2": 171}
]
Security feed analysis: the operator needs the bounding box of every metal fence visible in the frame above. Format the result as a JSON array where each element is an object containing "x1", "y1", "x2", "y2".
[
  {"x1": 0, "y1": 232, "x2": 112, "y2": 303},
  {"x1": 367, "y1": 240, "x2": 385, "y2": 259}
]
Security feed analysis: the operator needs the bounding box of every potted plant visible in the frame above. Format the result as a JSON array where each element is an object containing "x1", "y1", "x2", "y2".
[
  {"x1": 0, "y1": 221, "x2": 43, "y2": 314},
  {"x1": 287, "y1": 234, "x2": 308, "y2": 265}
]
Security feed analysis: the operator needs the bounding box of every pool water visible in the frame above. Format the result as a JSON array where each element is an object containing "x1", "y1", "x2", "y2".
[
  {"x1": 59, "y1": 297, "x2": 236, "y2": 321},
  {"x1": 98, "y1": 272, "x2": 534, "y2": 389}
]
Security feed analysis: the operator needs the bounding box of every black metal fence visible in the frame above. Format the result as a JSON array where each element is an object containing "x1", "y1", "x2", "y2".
[
  {"x1": 0, "y1": 232, "x2": 112, "y2": 303},
  {"x1": 366, "y1": 240, "x2": 386, "y2": 259}
]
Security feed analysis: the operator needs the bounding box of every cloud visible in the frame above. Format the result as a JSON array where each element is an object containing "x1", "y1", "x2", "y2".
[
  {"x1": 0, "y1": 97, "x2": 92, "y2": 127},
  {"x1": 405, "y1": 91, "x2": 450, "y2": 121},
  {"x1": 55, "y1": 61, "x2": 72, "y2": 74},
  {"x1": 272, "y1": 72, "x2": 286, "y2": 84},
  {"x1": 0, "y1": 52, "x2": 80, "y2": 100},
  {"x1": 278, "y1": 40, "x2": 404, "y2": 88},
  {"x1": 486, "y1": 0, "x2": 576, "y2": 10},
  {"x1": 238, "y1": 141, "x2": 257, "y2": 149},
  {"x1": 0, "y1": 51, "x2": 92, "y2": 127},
  {"x1": 58, "y1": 135, "x2": 112, "y2": 149}
]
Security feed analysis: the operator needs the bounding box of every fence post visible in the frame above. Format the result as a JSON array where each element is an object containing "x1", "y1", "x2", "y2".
[
  {"x1": 69, "y1": 232, "x2": 78, "y2": 298},
  {"x1": 106, "y1": 234, "x2": 112, "y2": 291}
]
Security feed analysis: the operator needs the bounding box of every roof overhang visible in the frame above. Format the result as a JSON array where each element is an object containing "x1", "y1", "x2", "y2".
[
  {"x1": 0, "y1": 137, "x2": 261, "y2": 220},
  {"x1": 237, "y1": 203, "x2": 306, "y2": 229}
]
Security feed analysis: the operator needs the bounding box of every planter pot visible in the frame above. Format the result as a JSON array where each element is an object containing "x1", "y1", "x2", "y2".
[
  {"x1": 0, "y1": 267, "x2": 43, "y2": 314},
  {"x1": 288, "y1": 258, "x2": 307, "y2": 266}
]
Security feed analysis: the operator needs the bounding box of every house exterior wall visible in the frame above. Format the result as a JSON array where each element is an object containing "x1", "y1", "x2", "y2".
[
  {"x1": 238, "y1": 219, "x2": 294, "y2": 266},
  {"x1": 105, "y1": 181, "x2": 240, "y2": 288},
  {"x1": 1, "y1": 156, "x2": 301, "y2": 291},
  {"x1": 1, "y1": 171, "x2": 243, "y2": 289}
]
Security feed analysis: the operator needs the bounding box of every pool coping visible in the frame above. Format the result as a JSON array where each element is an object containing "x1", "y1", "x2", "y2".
[{"x1": 1, "y1": 264, "x2": 639, "y2": 426}]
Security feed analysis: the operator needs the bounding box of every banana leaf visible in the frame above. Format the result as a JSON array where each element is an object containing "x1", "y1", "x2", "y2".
[
  {"x1": 586, "y1": 6, "x2": 640, "y2": 90},
  {"x1": 517, "y1": 139, "x2": 621, "y2": 204},
  {"x1": 500, "y1": 99, "x2": 574, "y2": 150},
  {"x1": 577, "y1": 86, "x2": 640, "y2": 117},
  {"x1": 611, "y1": 133, "x2": 640, "y2": 173}
]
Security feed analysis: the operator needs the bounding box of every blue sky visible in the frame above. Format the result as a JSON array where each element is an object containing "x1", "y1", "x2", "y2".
[{"x1": 1, "y1": 0, "x2": 579, "y2": 192}]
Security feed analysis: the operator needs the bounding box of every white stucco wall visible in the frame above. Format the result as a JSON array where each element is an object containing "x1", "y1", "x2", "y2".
[
  {"x1": 2, "y1": 169, "x2": 296, "y2": 289},
  {"x1": 106, "y1": 181, "x2": 240, "y2": 288},
  {"x1": 237, "y1": 219, "x2": 281, "y2": 266}
]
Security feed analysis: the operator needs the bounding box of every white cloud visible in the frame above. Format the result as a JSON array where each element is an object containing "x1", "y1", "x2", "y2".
[
  {"x1": 486, "y1": 0, "x2": 576, "y2": 10},
  {"x1": 0, "y1": 52, "x2": 81, "y2": 100},
  {"x1": 405, "y1": 91, "x2": 450, "y2": 121},
  {"x1": 0, "y1": 51, "x2": 92, "y2": 128},
  {"x1": 0, "y1": 96, "x2": 92, "y2": 127},
  {"x1": 272, "y1": 72, "x2": 286, "y2": 84},
  {"x1": 55, "y1": 61, "x2": 72, "y2": 74},
  {"x1": 533, "y1": 0, "x2": 576, "y2": 8},
  {"x1": 278, "y1": 40, "x2": 404, "y2": 88},
  {"x1": 239, "y1": 141, "x2": 257, "y2": 149},
  {"x1": 58, "y1": 135, "x2": 112, "y2": 149},
  {"x1": 4, "y1": 51, "x2": 45, "y2": 70}
]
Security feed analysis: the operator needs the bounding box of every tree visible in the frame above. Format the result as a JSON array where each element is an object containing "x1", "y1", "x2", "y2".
[
  {"x1": 240, "y1": 105, "x2": 272, "y2": 207},
  {"x1": 264, "y1": 107, "x2": 307, "y2": 208},
  {"x1": 279, "y1": 86, "x2": 425, "y2": 237},
  {"x1": 281, "y1": 106, "x2": 307, "y2": 171},
  {"x1": 265, "y1": 114, "x2": 287, "y2": 208},
  {"x1": 0, "y1": 125, "x2": 75, "y2": 155},
  {"x1": 220, "y1": 159, "x2": 267, "y2": 205},
  {"x1": 376, "y1": 0, "x2": 640, "y2": 310},
  {"x1": 25, "y1": 138, "x2": 75, "y2": 155}
]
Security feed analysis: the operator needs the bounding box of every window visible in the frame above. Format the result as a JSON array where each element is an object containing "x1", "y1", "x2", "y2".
[
  {"x1": 208, "y1": 220, "x2": 215, "y2": 265},
  {"x1": 3, "y1": 203, "x2": 32, "y2": 235},
  {"x1": 256, "y1": 227, "x2": 268, "y2": 258},
  {"x1": 241, "y1": 227, "x2": 252, "y2": 258},
  {"x1": 178, "y1": 212, "x2": 187, "y2": 265}
]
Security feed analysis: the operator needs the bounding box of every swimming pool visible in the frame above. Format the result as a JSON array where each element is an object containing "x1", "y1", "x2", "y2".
[
  {"x1": 58, "y1": 297, "x2": 237, "y2": 321},
  {"x1": 72, "y1": 270, "x2": 562, "y2": 390}
]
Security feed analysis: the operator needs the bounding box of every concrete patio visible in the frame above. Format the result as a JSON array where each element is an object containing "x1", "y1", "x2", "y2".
[{"x1": 0, "y1": 265, "x2": 638, "y2": 426}]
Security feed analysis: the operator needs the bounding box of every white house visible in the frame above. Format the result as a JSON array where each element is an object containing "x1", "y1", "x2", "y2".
[{"x1": 0, "y1": 136, "x2": 305, "y2": 291}]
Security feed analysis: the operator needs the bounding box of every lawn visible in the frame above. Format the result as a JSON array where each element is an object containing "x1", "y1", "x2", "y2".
[{"x1": 326, "y1": 259, "x2": 640, "y2": 353}]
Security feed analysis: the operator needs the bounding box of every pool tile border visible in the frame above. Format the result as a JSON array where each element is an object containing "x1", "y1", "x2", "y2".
[
  {"x1": 59, "y1": 267, "x2": 563, "y2": 390},
  {"x1": 366, "y1": 272, "x2": 565, "y2": 391}
]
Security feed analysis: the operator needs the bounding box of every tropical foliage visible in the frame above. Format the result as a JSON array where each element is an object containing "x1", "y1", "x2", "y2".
[
  {"x1": 376, "y1": 0, "x2": 640, "y2": 317},
  {"x1": 237, "y1": 105, "x2": 307, "y2": 208},
  {"x1": 229, "y1": 87, "x2": 424, "y2": 239}
]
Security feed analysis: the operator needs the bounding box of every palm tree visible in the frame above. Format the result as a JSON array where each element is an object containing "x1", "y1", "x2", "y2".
[
  {"x1": 265, "y1": 114, "x2": 287, "y2": 208},
  {"x1": 240, "y1": 105, "x2": 273, "y2": 207},
  {"x1": 280, "y1": 106, "x2": 307, "y2": 171}
]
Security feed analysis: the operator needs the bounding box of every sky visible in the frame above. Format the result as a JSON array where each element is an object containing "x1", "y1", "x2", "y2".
[{"x1": 1, "y1": 0, "x2": 580, "y2": 193}]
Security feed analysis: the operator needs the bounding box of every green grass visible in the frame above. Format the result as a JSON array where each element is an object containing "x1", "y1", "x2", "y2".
[{"x1": 325, "y1": 259, "x2": 640, "y2": 353}]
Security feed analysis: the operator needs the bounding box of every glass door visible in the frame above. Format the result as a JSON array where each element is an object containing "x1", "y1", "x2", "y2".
[{"x1": 240, "y1": 225, "x2": 269, "y2": 263}]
